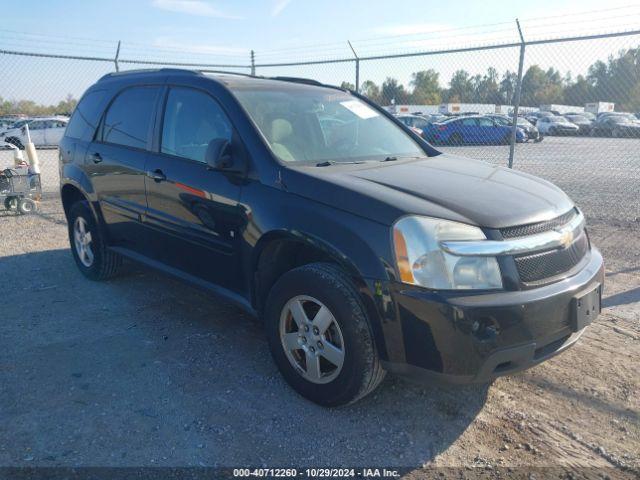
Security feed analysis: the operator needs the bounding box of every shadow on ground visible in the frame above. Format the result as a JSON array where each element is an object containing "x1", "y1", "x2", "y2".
[{"x1": 0, "y1": 249, "x2": 488, "y2": 468}]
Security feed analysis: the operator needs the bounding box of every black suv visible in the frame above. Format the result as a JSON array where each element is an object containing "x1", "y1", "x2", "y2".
[{"x1": 59, "y1": 69, "x2": 604, "y2": 406}]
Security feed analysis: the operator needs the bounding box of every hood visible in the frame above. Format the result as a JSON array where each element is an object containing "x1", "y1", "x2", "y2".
[{"x1": 284, "y1": 154, "x2": 574, "y2": 229}]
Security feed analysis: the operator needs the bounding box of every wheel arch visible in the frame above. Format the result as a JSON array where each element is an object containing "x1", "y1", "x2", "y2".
[{"x1": 250, "y1": 229, "x2": 391, "y2": 361}]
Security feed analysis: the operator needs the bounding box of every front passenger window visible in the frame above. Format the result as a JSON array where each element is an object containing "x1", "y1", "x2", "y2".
[{"x1": 161, "y1": 87, "x2": 232, "y2": 163}]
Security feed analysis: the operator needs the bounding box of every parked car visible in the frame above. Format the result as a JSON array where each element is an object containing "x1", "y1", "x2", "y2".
[
  {"x1": 524, "y1": 111, "x2": 553, "y2": 125},
  {"x1": 59, "y1": 69, "x2": 603, "y2": 406},
  {"x1": 590, "y1": 114, "x2": 640, "y2": 138},
  {"x1": 485, "y1": 114, "x2": 542, "y2": 142},
  {"x1": 0, "y1": 117, "x2": 69, "y2": 149},
  {"x1": 563, "y1": 114, "x2": 593, "y2": 135},
  {"x1": 395, "y1": 114, "x2": 431, "y2": 136},
  {"x1": 423, "y1": 115, "x2": 526, "y2": 145},
  {"x1": 535, "y1": 116, "x2": 580, "y2": 136}
]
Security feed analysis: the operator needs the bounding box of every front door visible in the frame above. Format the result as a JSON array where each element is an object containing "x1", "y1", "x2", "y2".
[
  {"x1": 144, "y1": 86, "x2": 245, "y2": 293},
  {"x1": 85, "y1": 85, "x2": 162, "y2": 253}
]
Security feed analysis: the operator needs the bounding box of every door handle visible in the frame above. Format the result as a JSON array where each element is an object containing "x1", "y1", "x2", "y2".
[
  {"x1": 91, "y1": 152, "x2": 102, "y2": 163},
  {"x1": 146, "y1": 169, "x2": 166, "y2": 182}
]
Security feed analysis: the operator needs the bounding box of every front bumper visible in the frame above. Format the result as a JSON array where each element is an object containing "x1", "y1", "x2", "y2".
[{"x1": 380, "y1": 248, "x2": 604, "y2": 384}]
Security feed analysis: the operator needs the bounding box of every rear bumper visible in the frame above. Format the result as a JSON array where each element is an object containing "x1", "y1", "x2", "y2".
[{"x1": 380, "y1": 248, "x2": 604, "y2": 384}]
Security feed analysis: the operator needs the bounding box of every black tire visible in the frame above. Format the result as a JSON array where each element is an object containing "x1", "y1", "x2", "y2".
[
  {"x1": 264, "y1": 262, "x2": 386, "y2": 407},
  {"x1": 67, "y1": 201, "x2": 122, "y2": 281},
  {"x1": 549, "y1": 127, "x2": 557, "y2": 136},
  {"x1": 17, "y1": 198, "x2": 36, "y2": 215},
  {"x1": 501, "y1": 133, "x2": 511, "y2": 145},
  {"x1": 6, "y1": 137, "x2": 24, "y2": 150},
  {"x1": 4, "y1": 196, "x2": 18, "y2": 210}
]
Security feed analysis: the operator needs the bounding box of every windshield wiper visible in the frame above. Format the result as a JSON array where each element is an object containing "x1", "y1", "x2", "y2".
[
  {"x1": 381, "y1": 155, "x2": 425, "y2": 162},
  {"x1": 315, "y1": 160, "x2": 366, "y2": 167}
]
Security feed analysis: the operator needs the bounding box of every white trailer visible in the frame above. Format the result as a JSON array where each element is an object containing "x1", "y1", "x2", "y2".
[
  {"x1": 540, "y1": 104, "x2": 584, "y2": 114},
  {"x1": 585, "y1": 102, "x2": 615, "y2": 114},
  {"x1": 438, "y1": 103, "x2": 496, "y2": 114},
  {"x1": 385, "y1": 104, "x2": 440, "y2": 115}
]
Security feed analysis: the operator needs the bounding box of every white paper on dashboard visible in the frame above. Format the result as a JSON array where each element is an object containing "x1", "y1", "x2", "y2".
[{"x1": 340, "y1": 100, "x2": 379, "y2": 119}]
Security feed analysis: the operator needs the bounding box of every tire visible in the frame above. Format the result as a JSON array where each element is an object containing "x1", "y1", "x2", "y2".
[
  {"x1": 501, "y1": 133, "x2": 511, "y2": 145},
  {"x1": 67, "y1": 201, "x2": 122, "y2": 281},
  {"x1": 17, "y1": 198, "x2": 36, "y2": 215},
  {"x1": 264, "y1": 262, "x2": 386, "y2": 407},
  {"x1": 4, "y1": 196, "x2": 18, "y2": 210},
  {"x1": 6, "y1": 137, "x2": 24, "y2": 150},
  {"x1": 549, "y1": 127, "x2": 556, "y2": 136}
]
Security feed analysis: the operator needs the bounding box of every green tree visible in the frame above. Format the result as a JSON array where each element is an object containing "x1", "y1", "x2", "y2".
[
  {"x1": 409, "y1": 69, "x2": 441, "y2": 104},
  {"x1": 360, "y1": 80, "x2": 381, "y2": 103},
  {"x1": 447, "y1": 70, "x2": 474, "y2": 102},
  {"x1": 381, "y1": 77, "x2": 409, "y2": 105}
]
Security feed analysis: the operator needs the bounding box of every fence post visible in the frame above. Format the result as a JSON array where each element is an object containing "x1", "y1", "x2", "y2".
[
  {"x1": 508, "y1": 20, "x2": 525, "y2": 169},
  {"x1": 250, "y1": 50, "x2": 256, "y2": 76},
  {"x1": 114, "y1": 40, "x2": 121, "y2": 72},
  {"x1": 348, "y1": 41, "x2": 359, "y2": 92}
]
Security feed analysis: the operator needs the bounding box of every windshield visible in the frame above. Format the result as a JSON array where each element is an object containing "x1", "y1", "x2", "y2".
[
  {"x1": 566, "y1": 115, "x2": 587, "y2": 122},
  {"x1": 232, "y1": 86, "x2": 425, "y2": 164}
]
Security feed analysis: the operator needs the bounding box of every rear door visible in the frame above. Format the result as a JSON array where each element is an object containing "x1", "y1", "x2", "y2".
[
  {"x1": 85, "y1": 85, "x2": 162, "y2": 253},
  {"x1": 477, "y1": 117, "x2": 500, "y2": 143},
  {"x1": 143, "y1": 86, "x2": 245, "y2": 292},
  {"x1": 459, "y1": 118, "x2": 478, "y2": 142}
]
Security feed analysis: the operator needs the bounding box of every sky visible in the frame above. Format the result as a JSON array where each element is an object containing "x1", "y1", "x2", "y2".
[{"x1": 1, "y1": 0, "x2": 640, "y2": 103}]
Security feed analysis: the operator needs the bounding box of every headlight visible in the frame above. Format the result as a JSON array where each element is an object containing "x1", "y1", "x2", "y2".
[{"x1": 393, "y1": 216, "x2": 503, "y2": 290}]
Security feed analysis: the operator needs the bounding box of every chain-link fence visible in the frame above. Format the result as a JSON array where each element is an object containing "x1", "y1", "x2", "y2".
[{"x1": 1, "y1": 27, "x2": 639, "y2": 223}]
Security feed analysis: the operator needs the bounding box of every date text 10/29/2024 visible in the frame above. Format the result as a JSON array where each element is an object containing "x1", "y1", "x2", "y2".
[{"x1": 233, "y1": 468, "x2": 401, "y2": 478}]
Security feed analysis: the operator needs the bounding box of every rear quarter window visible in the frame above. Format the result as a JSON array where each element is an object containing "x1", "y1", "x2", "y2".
[{"x1": 65, "y1": 89, "x2": 108, "y2": 141}]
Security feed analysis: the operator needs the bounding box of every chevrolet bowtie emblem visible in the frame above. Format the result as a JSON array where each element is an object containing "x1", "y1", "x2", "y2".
[{"x1": 557, "y1": 228, "x2": 574, "y2": 248}]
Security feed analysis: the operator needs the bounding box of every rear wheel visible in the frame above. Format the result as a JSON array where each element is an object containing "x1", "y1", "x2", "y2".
[
  {"x1": 265, "y1": 263, "x2": 385, "y2": 406},
  {"x1": 68, "y1": 201, "x2": 122, "y2": 280},
  {"x1": 17, "y1": 198, "x2": 36, "y2": 215}
]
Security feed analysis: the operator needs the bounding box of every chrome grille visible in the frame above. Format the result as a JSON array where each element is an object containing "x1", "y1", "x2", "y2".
[
  {"x1": 501, "y1": 209, "x2": 589, "y2": 284},
  {"x1": 500, "y1": 209, "x2": 577, "y2": 239},
  {"x1": 514, "y1": 233, "x2": 589, "y2": 284}
]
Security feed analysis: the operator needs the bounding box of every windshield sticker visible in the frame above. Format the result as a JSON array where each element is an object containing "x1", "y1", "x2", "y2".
[{"x1": 340, "y1": 100, "x2": 379, "y2": 119}]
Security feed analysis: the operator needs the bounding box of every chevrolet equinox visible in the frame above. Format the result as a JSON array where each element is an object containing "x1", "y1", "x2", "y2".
[{"x1": 59, "y1": 69, "x2": 604, "y2": 406}]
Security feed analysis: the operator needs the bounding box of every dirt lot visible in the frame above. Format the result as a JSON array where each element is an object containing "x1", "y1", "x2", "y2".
[{"x1": 0, "y1": 149, "x2": 638, "y2": 477}]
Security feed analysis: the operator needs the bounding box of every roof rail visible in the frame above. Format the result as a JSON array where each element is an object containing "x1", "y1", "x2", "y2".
[
  {"x1": 268, "y1": 76, "x2": 324, "y2": 86},
  {"x1": 199, "y1": 69, "x2": 255, "y2": 78},
  {"x1": 97, "y1": 68, "x2": 201, "y2": 82}
]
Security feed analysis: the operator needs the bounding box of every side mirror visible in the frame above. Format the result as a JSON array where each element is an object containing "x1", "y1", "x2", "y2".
[{"x1": 205, "y1": 138, "x2": 233, "y2": 170}]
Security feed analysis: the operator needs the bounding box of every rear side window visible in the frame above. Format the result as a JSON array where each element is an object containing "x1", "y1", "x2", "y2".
[
  {"x1": 65, "y1": 90, "x2": 107, "y2": 140},
  {"x1": 101, "y1": 86, "x2": 160, "y2": 149},
  {"x1": 161, "y1": 87, "x2": 232, "y2": 163}
]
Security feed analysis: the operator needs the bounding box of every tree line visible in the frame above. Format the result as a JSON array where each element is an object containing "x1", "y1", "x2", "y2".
[
  {"x1": 341, "y1": 45, "x2": 640, "y2": 111},
  {"x1": 0, "y1": 94, "x2": 77, "y2": 117}
]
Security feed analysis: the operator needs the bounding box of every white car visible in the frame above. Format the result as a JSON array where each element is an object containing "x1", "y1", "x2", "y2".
[
  {"x1": 0, "y1": 117, "x2": 69, "y2": 149},
  {"x1": 536, "y1": 116, "x2": 579, "y2": 136}
]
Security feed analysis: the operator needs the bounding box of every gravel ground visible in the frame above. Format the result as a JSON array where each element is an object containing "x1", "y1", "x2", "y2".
[{"x1": 0, "y1": 143, "x2": 638, "y2": 477}]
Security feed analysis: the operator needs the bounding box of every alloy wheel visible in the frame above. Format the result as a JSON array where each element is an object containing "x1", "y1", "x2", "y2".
[
  {"x1": 73, "y1": 216, "x2": 94, "y2": 267},
  {"x1": 279, "y1": 295, "x2": 345, "y2": 384}
]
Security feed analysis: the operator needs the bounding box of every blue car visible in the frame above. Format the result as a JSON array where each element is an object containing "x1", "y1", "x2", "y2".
[{"x1": 423, "y1": 115, "x2": 526, "y2": 145}]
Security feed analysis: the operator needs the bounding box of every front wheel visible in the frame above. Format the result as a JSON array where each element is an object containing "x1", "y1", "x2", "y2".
[
  {"x1": 265, "y1": 263, "x2": 385, "y2": 407},
  {"x1": 67, "y1": 201, "x2": 122, "y2": 280},
  {"x1": 4, "y1": 196, "x2": 18, "y2": 210}
]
